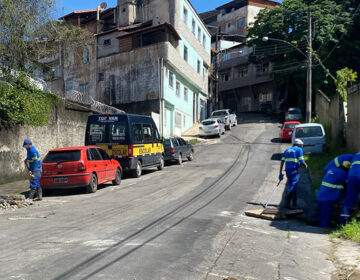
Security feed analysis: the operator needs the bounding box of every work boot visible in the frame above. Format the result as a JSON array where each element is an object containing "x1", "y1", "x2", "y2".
[
  {"x1": 34, "y1": 188, "x2": 43, "y2": 201},
  {"x1": 28, "y1": 189, "x2": 36, "y2": 200}
]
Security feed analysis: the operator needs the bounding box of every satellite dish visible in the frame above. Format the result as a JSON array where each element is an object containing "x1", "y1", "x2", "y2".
[{"x1": 100, "y1": 2, "x2": 107, "y2": 9}]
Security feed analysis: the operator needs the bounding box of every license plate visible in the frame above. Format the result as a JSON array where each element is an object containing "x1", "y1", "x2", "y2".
[{"x1": 54, "y1": 177, "x2": 68, "y2": 183}]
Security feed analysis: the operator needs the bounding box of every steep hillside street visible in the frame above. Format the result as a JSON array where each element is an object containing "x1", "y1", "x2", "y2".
[{"x1": 0, "y1": 116, "x2": 340, "y2": 280}]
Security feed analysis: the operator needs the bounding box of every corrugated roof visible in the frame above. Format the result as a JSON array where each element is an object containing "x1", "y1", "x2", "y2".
[{"x1": 59, "y1": 9, "x2": 98, "y2": 20}]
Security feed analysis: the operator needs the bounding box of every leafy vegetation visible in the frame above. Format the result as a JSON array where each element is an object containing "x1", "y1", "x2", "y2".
[
  {"x1": 0, "y1": 0, "x2": 92, "y2": 72},
  {"x1": 332, "y1": 217, "x2": 360, "y2": 243},
  {"x1": 335, "y1": 67, "x2": 358, "y2": 101},
  {"x1": 247, "y1": 0, "x2": 359, "y2": 106},
  {"x1": 0, "y1": 75, "x2": 58, "y2": 128}
]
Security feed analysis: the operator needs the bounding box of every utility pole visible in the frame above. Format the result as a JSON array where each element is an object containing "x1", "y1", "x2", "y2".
[
  {"x1": 215, "y1": 29, "x2": 219, "y2": 110},
  {"x1": 306, "y1": 7, "x2": 312, "y2": 123}
]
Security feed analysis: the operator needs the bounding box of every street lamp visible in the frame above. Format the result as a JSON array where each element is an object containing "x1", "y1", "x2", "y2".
[{"x1": 262, "y1": 36, "x2": 312, "y2": 122}]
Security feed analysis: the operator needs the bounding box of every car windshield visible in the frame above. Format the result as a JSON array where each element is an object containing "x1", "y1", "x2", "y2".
[
  {"x1": 295, "y1": 126, "x2": 323, "y2": 138},
  {"x1": 285, "y1": 123, "x2": 297, "y2": 129},
  {"x1": 289, "y1": 109, "x2": 301, "y2": 114},
  {"x1": 212, "y1": 111, "x2": 226, "y2": 116},
  {"x1": 164, "y1": 139, "x2": 172, "y2": 147},
  {"x1": 202, "y1": 120, "x2": 216, "y2": 126},
  {"x1": 43, "y1": 150, "x2": 81, "y2": 163}
]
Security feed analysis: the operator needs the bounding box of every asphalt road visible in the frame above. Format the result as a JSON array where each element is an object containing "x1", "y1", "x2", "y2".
[{"x1": 0, "y1": 115, "x2": 284, "y2": 280}]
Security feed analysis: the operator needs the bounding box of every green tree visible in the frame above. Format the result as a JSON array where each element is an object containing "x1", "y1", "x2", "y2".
[
  {"x1": 335, "y1": 67, "x2": 357, "y2": 102},
  {"x1": 0, "y1": 0, "x2": 92, "y2": 72},
  {"x1": 247, "y1": 0, "x2": 355, "y2": 103}
]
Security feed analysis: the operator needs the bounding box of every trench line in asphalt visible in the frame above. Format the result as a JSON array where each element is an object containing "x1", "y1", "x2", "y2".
[{"x1": 53, "y1": 137, "x2": 252, "y2": 280}]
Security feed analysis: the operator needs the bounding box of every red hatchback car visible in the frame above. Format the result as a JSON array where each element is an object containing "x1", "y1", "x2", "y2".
[
  {"x1": 280, "y1": 121, "x2": 301, "y2": 142},
  {"x1": 40, "y1": 146, "x2": 122, "y2": 193}
]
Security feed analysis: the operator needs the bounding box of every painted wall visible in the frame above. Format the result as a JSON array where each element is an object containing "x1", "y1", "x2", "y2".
[
  {"x1": 347, "y1": 88, "x2": 360, "y2": 151},
  {"x1": 163, "y1": 62, "x2": 195, "y2": 136},
  {"x1": 0, "y1": 99, "x2": 90, "y2": 184}
]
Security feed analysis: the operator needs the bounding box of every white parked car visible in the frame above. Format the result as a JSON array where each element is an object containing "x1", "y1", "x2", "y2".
[
  {"x1": 292, "y1": 123, "x2": 326, "y2": 154},
  {"x1": 199, "y1": 119, "x2": 225, "y2": 138},
  {"x1": 285, "y1": 107, "x2": 302, "y2": 121}
]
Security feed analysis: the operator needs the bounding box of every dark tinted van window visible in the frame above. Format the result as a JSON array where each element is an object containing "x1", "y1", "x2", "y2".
[
  {"x1": 143, "y1": 124, "x2": 154, "y2": 141},
  {"x1": 89, "y1": 124, "x2": 106, "y2": 143},
  {"x1": 110, "y1": 121, "x2": 127, "y2": 142},
  {"x1": 295, "y1": 126, "x2": 323, "y2": 138},
  {"x1": 133, "y1": 123, "x2": 143, "y2": 143},
  {"x1": 43, "y1": 150, "x2": 81, "y2": 163}
]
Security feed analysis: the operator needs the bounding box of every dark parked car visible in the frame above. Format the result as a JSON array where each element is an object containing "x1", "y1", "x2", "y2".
[{"x1": 163, "y1": 137, "x2": 194, "y2": 164}]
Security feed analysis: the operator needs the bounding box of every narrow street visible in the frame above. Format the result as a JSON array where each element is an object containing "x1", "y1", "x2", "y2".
[{"x1": 0, "y1": 116, "x2": 332, "y2": 280}]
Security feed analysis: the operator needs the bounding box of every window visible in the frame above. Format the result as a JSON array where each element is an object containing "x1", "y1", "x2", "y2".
[
  {"x1": 197, "y1": 60, "x2": 201, "y2": 74},
  {"x1": 295, "y1": 126, "x2": 324, "y2": 138},
  {"x1": 43, "y1": 150, "x2": 81, "y2": 163},
  {"x1": 103, "y1": 39, "x2": 111, "y2": 46},
  {"x1": 197, "y1": 27, "x2": 201, "y2": 41},
  {"x1": 259, "y1": 92, "x2": 273, "y2": 102},
  {"x1": 98, "y1": 149, "x2": 110, "y2": 160},
  {"x1": 132, "y1": 123, "x2": 143, "y2": 143},
  {"x1": 110, "y1": 122, "x2": 127, "y2": 142},
  {"x1": 176, "y1": 81, "x2": 180, "y2": 97},
  {"x1": 98, "y1": 73, "x2": 104, "y2": 81},
  {"x1": 79, "y1": 83, "x2": 88, "y2": 94},
  {"x1": 202, "y1": 34, "x2": 206, "y2": 47},
  {"x1": 175, "y1": 112, "x2": 182, "y2": 129},
  {"x1": 65, "y1": 80, "x2": 73, "y2": 91},
  {"x1": 87, "y1": 148, "x2": 102, "y2": 161},
  {"x1": 237, "y1": 65, "x2": 248, "y2": 78},
  {"x1": 192, "y1": 19, "x2": 196, "y2": 34},
  {"x1": 89, "y1": 123, "x2": 106, "y2": 143},
  {"x1": 184, "y1": 45, "x2": 188, "y2": 62},
  {"x1": 172, "y1": 138, "x2": 179, "y2": 147},
  {"x1": 222, "y1": 73, "x2": 230, "y2": 82},
  {"x1": 179, "y1": 138, "x2": 187, "y2": 146},
  {"x1": 237, "y1": 18, "x2": 246, "y2": 27},
  {"x1": 122, "y1": 8, "x2": 126, "y2": 13},
  {"x1": 256, "y1": 63, "x2": 270, "y2": 74},
  {"x1": 142, "y1": 124, "x2": 154, "y2": 141},
  {"x1": 241, "y1": 96, "x2": 251, "y2": 106},
  {"x1": 82, "y1": 47, "x2": 91, "y2": 64},
  {"x1": 183, "y1": 7, "x2": 188, "y2": 23},
  {"x1": 169, "y1": 71, "x2": 174, "y2": 88},
  {"x1": 184, "y1": 87, "x2": 188, "y2": 102}
]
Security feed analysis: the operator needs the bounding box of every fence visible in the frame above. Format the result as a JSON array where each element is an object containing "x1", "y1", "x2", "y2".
[
  {"x1": 315, "y1": 90, "x2": 344, "y2": 145},
  {"x1": 347, "y1": 84, "x2": 360, "y2": 151}
]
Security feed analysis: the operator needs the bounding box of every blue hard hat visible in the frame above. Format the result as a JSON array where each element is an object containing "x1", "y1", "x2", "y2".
[{"x1": 23, "y1": 139, "x2": 32, "y2": 148}]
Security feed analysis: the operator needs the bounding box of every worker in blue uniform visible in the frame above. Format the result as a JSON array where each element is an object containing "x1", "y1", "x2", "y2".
[
  {"x1": 340, "y1": 152, "x2": 360, "y2": 223},
  {"x1": 279, "y1": 139, "x2": 308, "y2": 209},
  {"x1": 316, "y1": 156, "x2": 352, "y2": 227},
  {"x1": 23, "y1": 139, "x2": 43, "y2": 201},
  {"x1": 323, "y1": 154, "x2": 353, "y2": 174}
]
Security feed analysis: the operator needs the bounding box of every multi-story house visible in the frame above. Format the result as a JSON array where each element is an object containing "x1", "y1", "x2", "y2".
[
  {"x1": 201, "y1": 0, "x2": 281, "y2": 112},
  {"x1": 42, "y1": 0, "x2": 211, "y2": 137}
]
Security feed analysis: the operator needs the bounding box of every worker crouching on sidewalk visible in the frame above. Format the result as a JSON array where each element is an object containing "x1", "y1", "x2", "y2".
[
  {"x1": 279, "y1": 139, "x2": 308, "y2": 209},
  {"x1": 23, "y1": 139, "x2": 43, "y2": 202},
  {"x1": 316, "y1": 154, "x2": 353, "y2": 227},
  {"x1": 340, "y1": 152, "x2": 360, "y2": 223}
]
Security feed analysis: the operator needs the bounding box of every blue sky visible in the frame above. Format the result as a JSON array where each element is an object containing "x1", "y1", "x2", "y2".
[{"x1": 56, "y1": 0, "x2": 281, "y2": 18}]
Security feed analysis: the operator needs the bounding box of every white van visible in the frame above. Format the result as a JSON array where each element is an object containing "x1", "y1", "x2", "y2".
[{"x1": 292, "y1": 123, "x2": 326, "y2": 154}]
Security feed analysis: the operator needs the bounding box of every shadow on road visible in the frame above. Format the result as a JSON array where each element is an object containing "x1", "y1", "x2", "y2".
[{"x1": 271, "y1": 153, "x2": 283, "y2": 161}]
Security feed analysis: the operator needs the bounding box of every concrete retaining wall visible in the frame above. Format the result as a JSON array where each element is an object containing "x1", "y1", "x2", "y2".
[
  {"x1": 0, "y1": 99, "x2": 91, "y2": 184},
  {"x1": 315, "y1": 91, "x2": 344, "y2": 144},
  {"x1": 347, "y1": 85, "x2": 360, "y2": 151}
]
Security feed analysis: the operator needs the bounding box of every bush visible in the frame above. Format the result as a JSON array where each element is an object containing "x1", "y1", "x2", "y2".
[
  {"x1": 332, "y1": 217, "x2": 360, "y2": 243},
  {"x1": 0, "y1": 75, "x2": 58, "y2": 128}
]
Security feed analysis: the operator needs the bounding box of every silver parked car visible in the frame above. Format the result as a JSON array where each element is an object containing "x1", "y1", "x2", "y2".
[
  {"x1": 291, "y1": 123, "x2": 326, "y2": 154},
  {"x1": 285, "y1": 107, "x2": 302, "y2": 121},
  {"x1": 199, "y1": 119, "x2": 225, "y2": 138}
]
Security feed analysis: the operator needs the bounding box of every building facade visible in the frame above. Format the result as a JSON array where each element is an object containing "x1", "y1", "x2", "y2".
[
  {"x1": 201, "y1": 0, "x2": 281, "y2": 113},
  {"x1": 42, "y1": 0, "x2": 211, "y2": 137}
]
